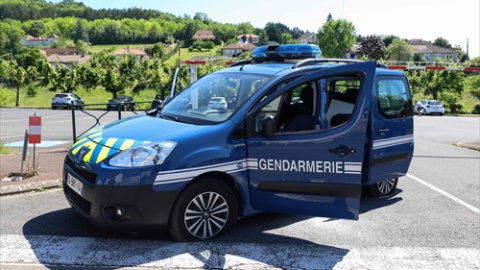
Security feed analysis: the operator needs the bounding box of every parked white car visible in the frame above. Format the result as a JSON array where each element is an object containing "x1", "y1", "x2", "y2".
[
  {"x1": 417, "y1": 100, "x2": 445, "y2": 115},
  {"x1": 208, "y1": 97, "x2": 228, "y2": 112}
]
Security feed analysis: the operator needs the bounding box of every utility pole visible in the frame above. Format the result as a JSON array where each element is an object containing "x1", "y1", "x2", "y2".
[{"x1": 466, "y1": 38, "x2": 469, "y2": 58}]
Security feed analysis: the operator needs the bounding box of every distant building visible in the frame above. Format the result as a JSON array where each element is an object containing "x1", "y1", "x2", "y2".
[
  {"x1": 113, "y1": 48, "x2": 147, "y2": 61},
  {"x1": 40, "y1": 48, "x2": 76, "y2": 56},
  {"x1": 192, "y1": 30, "x2": 216, "y2": 40},
  {"x1": 344, "y1": 43, "x2": 361, "y2": 59},
  {"x1": 238, "y1": 34, "x2": 259, "y2": 44},
  {"x1": 298, "y1": 33, "x2": 318, "y2": 44},
  {"x1": 47, "y1": 54, "x2": 91, "y2": 69},
  {"x1": 22, "y1": 34, "x2": 59, "y2": 47},
  {"x1": 222, "y1": 43, "x2": 256, "y2": 57},
  {"x1": 408, "y1": 39, "x2": 458, "y2": 62}
]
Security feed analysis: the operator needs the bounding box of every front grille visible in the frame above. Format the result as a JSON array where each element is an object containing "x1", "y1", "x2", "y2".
[
  {"x1": 66, "y1": 157, "x2": 97, "y2": 184},
  {"x1": 65, "y1": 185, "x2": 92, "y2": 215}
]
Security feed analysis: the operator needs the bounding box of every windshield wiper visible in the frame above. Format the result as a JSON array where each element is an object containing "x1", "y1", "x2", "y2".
[{"x1": 161, "y1": 113, "x2": 188, "y2": 123}]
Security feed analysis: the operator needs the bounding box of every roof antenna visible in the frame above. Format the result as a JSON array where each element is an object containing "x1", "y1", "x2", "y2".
[{"x1": 239, "y1": 61, "x2": 246, "y2": 71}]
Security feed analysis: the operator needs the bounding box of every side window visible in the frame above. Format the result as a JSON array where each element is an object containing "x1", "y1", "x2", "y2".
[
  {"x1": 376, "y1": 78, "x2": 413, "y2": 119},
  {"x1": 255, "y1": 82, "x2": 318, "y2": 134},
  {"x1": 325, "y1": 78, "x2": 361, "y2": 128}
]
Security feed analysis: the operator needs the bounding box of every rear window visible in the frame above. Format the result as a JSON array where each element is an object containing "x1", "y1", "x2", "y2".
[
  {"x1": 55, "y1": 94, "x2": 68, "y2": 98},
  {"x1": 376, "y1": 77, "x2": 413, "y2": 119}
]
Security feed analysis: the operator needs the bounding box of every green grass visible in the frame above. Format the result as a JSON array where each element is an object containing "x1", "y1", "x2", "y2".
[
  {"x1": 0, "y1": 140, "x2": 11, "y2": 154},
  {"x1": 164, "y1": 46, "x2": 223, "y2": 66},
  {"x1": 88, "y1": 44, "x2": 153, "y2": 54},
  {"x1": 0, "y1": 85, "x2": 160, "y2": 110}
]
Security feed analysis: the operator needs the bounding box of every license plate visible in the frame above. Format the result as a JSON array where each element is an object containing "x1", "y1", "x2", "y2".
[{"x1": 66, "y1": 173, "x2": 83, "y2": 197}]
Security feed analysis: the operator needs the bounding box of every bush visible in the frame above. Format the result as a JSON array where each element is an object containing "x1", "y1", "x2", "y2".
[
  {"x1": 27, "y1": 85, "x2": 37, "y2": 97},
  {"x1": 472, "y1": 104, "x2": 480, "y2": 114}
]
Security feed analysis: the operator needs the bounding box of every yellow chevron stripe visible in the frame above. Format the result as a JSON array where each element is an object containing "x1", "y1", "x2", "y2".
[
  {"x1": 120, "y1": 139, "x2": 135, "y2": 150},
  {"x1": 83, "y1": 138, "x2": 101, "y2": 162},
  {"x1": 71, "y1": 137, "x2": 89, "y2": 155},
  {"x1": 96, "y1": 138, "x2": 118, "y2": 163}
]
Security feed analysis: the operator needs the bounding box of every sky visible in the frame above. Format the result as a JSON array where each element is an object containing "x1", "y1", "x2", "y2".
[{"x1": 49, "y1": 0, "x2": 480, "y2": 58}]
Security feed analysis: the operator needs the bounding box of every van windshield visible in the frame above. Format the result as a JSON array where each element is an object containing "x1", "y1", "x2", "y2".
[{"x1": 161, "y1": 72, "x2": 272, "y2": 125}]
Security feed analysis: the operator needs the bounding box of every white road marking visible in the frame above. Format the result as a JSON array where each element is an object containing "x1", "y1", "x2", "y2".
[
  {"x1": 407, "y1": 173, "x2": 480, "y2": 214},
  {"x1": 1, "y1": 234, "x2": 479, "y2": 270}
]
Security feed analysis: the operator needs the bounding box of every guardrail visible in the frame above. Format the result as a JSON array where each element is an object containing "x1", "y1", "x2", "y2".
[{"x1": 70, "y1": 101, "x2": 154, "y2": 143}]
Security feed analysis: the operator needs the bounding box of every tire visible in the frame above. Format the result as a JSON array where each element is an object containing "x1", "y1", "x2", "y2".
[
  {"x1": 365, "y1": 178, "x2": 398, "y2": 197},
  {"x1": 168, "y1": 179, "x2": 238, "y2": 241},
  {"x1": 52, "y1": 105, "x2": 57, "y2": 110}
]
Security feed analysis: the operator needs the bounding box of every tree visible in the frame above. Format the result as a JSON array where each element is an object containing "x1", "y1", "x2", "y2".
[
  {"x1": 51, "y1": 37, "x2": 75, "y2": 48},
  {"x1": 5, "y1": 61, "x2": 26, "y2": 107},
  {"x1": 50, "y1": 64, "x2": 81, "y2": 93},
  {"x1": 386, "y1": 39, "x2": 413, "y2": 62},
  {"x1": 74, "y1": 40, "x2": 90, "y2": 54},
  {"x1": 255, "y1": 29, "x2": 269, "y2": 46},
  {"x1": 433, "y1": 37, "x2": 452, "y2": 49},
  {"x1": 264, "y1": 22, "x2": 283, "y2": 43},
  {"x1": 72, "y1": 18, "x2": 89, "y2": 42},
  {"x1": 149, "y1": 42, "x2": 166, "y2": 58},
  {"x1": 326, "y1": 13, "x2": 333, "y2": 22},
  {"x1": 237, "y1": 22, "x2": 255, "y2": 34},
  {"x1": 358, "y1": 35, "x2": 387, "y2": 60},
  {"x1": 25, "y1": 20, "x2": 47, "y2": 37},
  {"x1": 317, "y1": 19, "x2": 356, "y2": 58},
  {"x1": 382, "y1": 35, "x2": 400, "y2": 48},
  {"x1": 406, "y1": 60, "x2": 465, "y2": 101},
  {"x1": 101, "y1": 55, "x2": 138, "y2": 98}
]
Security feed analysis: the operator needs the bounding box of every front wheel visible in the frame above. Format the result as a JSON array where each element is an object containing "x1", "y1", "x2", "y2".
[
  {"x1": 365, "y1": 178, "x2": 398, "y2": 197},
  {"x1": 168, "y1": 179, "x2": 238, "y2": 241}
]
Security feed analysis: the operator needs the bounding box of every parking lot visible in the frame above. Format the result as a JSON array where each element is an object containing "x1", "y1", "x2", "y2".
[{"x1": 0, "y1": 108, "x2": 479, "y2": 269}]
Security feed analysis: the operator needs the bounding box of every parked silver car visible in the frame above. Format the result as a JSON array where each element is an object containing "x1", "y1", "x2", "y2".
[{"x1": 52, "y1": 93, "x2": 84, "y2": 110}]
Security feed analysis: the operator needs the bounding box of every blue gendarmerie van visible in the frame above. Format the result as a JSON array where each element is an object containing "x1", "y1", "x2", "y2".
[{"x1": 63, "y1": 44, "x2": 414, "y2": 241}]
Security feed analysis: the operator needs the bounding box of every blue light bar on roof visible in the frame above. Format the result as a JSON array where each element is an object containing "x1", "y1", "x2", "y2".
[{"x1": 252, "y1": 44, "x2": 322, "y2": 60}]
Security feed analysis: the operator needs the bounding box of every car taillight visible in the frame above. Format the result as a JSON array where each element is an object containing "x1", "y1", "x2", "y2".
[
  {"x1": 441, "y1": 105, "x2": 444, "y2": 108},
  {"x1": 426, "y1": 105, "x2": 430, "y2": 108}
]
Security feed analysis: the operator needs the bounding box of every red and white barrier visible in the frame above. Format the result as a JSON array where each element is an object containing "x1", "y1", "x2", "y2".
[
  {"x1": 28, "y1": 116, "x2": 41, "y2": 144},
  {"x1": 388, "y1": 65, "x2": 480, "y2": 71},
  {"x1": 182, "y1": 60, "x2": 480, "y2": 72}
]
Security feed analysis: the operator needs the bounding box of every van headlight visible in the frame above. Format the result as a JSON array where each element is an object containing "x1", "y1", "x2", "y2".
[{"x1": 109, "y1": 141, "x2": 177, "y2": 167}]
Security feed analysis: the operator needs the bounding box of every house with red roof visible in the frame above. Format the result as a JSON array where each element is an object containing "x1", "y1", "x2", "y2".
[{"x1": 192, "y1": 30, "x2": 215, "y2": 40}]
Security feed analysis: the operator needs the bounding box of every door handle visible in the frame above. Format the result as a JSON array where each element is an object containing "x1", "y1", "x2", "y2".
[
  {"x1": 329, "y1": 148, "x2": 356, "y2": 154},
  {"x1": 378, "y1": 128, "x2": 389, "y2": 134}
]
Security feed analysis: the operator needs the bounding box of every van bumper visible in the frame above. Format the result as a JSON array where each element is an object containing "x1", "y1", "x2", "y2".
[{"x1": 63, "y1": 160, "x2": 180, "y2": 233}]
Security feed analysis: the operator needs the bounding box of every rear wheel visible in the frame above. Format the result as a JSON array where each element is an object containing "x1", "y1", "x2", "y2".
[
  {"x1": 365, "y1": 178, "x2": 398, "y2": 197},
  {"x1": 168, "y1": 179, "x2": 238, "y2": 241}
]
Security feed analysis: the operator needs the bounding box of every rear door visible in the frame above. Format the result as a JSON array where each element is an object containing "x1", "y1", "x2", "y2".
[
  {"x1": 245, "y1": 62, "x2": 377, "y2": 220},
  {"x1": 368, "y1": 75, "x2": 414, "y2": 184}
]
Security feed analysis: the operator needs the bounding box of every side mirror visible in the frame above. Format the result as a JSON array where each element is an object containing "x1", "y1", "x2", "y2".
[{"x1": 261, "y1": 114, "x2": 275, "y2": 138}]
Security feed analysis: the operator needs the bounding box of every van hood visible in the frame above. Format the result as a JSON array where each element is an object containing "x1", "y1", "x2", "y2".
[{"x1": 70, "y1": 115, "x2": 211, "y2": 164}]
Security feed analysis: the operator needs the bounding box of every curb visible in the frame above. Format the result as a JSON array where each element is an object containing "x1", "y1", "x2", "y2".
[
  {"x1": 456, "y1": 141, "x2": 480, "y2": 151},
  {"x1": 0, "y1": 179, "x2": 62, "y2": 196}
]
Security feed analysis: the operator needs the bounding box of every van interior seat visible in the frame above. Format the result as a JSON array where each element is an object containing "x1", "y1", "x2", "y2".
[{"x1": 326, "y1": 88, "x2": 358, "y2": 127}]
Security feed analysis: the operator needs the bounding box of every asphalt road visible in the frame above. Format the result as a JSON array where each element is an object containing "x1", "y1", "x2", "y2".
[
  {"x1": 0, "y1": 108, "x2": 140, "y2": 146},
  {"x1": 0, "y1": 111, "x2": 479, "y2": 269}
]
